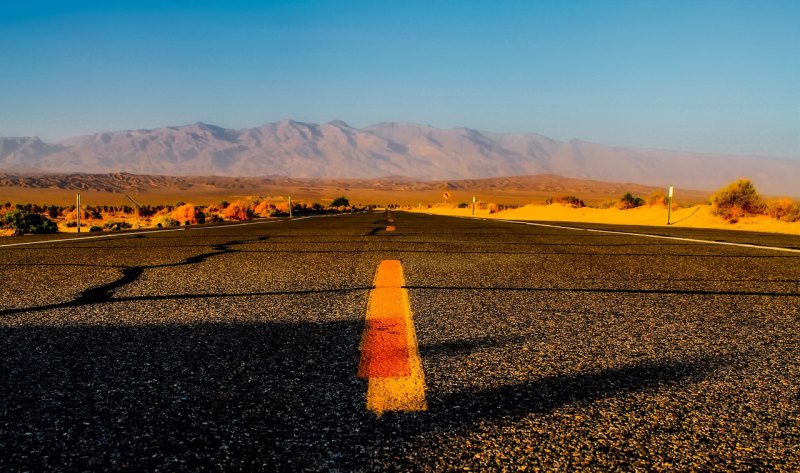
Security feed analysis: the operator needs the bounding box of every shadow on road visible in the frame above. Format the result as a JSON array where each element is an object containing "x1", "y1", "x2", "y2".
[{"x1": 1, "y1": 319, "x2": 729, "y2": 470}]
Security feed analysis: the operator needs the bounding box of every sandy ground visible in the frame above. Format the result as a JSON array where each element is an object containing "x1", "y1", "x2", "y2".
[{"x1": 409, "y1": 204, "x2": 800, "y2": 235}]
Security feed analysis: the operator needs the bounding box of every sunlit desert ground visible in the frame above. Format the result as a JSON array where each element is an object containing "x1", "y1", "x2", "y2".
[{"x1": 410, "y1": 204, "x2": 800, "y2": 235}]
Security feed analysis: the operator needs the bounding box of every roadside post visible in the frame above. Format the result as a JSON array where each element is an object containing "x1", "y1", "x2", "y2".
[
  {"x1": 76, "y1": 193, "x2": 81, "y2": 233},
  {"x1": 667, "y1": 186, "x2": 674, "y2": 225},
  {"x1": 472, "y1": 196, "x2": 476, "y2": 215},
  {"x1": 288, "y1": 195, "x2": 293, "y2": 218}
]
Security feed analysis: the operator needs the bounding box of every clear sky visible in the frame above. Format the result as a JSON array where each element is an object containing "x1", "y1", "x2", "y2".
[{"x1": 1, "y1": 0, "x2": 798, "y2": 158}]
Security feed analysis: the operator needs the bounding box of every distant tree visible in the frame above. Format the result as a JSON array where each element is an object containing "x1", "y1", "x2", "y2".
[{"x1": 331, "y1": 196, "x2": 350, "y2": 207}]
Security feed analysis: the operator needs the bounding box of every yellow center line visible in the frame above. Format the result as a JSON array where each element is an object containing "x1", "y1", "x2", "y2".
[{"x1": 358, "y1": 260, "x2": 427, "y2": 415}]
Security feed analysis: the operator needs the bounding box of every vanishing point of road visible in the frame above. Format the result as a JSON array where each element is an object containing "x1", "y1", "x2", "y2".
[{"x1": 2, "y1": 212, "x2": 799, "y2": 470}]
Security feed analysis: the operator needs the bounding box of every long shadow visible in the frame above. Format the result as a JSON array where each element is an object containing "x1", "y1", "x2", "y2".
[
  {"x1": 400, "y1": 356, "x2": 729, "y2": 434},
  {"x1": 0, "y1": 321, "x2": 366, "y2": 471},
  {"x1": 0, "y1": 320, "x2": 733, "y2": 470}
]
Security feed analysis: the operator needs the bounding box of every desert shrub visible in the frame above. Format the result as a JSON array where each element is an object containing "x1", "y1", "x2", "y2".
[
  {"x1": 89, "y1": 225, "x2": 103, "y2": 232},
  {"x1": 136, "y1": 205, "x2": 156, "y2": 218},
  {"x1": 253, "y1": 200, "x2": 274, "y2": 217},
  {"x1": 2, "y1": 209, "x2": 58, "y2": 234},
  {"x1": 711, "y1": 179, "x2": 765, "y2": 222},
  {"x1": 152, "y1": 215, "x2": 180, "y2": 228},
  {"x1": 330, "y1": 196, "x2": 350, "y2": 207},
  {"x1": 47, "y1": 205, "x2": 61, "y2": 219},
  {"x1": 171, "y1": 203, "x2": 206, "y2": 225},
  {"x1": 64, "y1": 209, "x2": 92, "y2": 222},
  {"x1": 545, "y1": 195, "x2": 585, "y2": 207},
  {"x1": 103, "y1": 220, "x2": 133, "y2": 230},
  {"x1": 617, "y1": 192, "x2": 645, "y2": 210},
  {"x1": 767, "y1": 198, "x2": 800, "y2": 222},
  {"x1": 457, "y1": 202, "x2": 469, "y2": 208},
  {"x1": 647, "y1": 191, "x2": 667, "y2": 207},
  {"x1": 487, "y1": 203, "x2": 500, "y2": 214},
  {"x1": 205, "y1": 212, "x2": 224, "y2": 223},
  {"x1": 222, "y1": 200, "x2": 254, "y2": 221}
]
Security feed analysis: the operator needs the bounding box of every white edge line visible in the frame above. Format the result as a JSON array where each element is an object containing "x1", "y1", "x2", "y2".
[
  {"x1": 496, "y1": 219, "x2": 800, "y2": 254},
  {"x1": 188, "y1": 219, "x2": 281, "y2": 230},
  {"x1": 189, "y1": 216, "x2": 315, "y2": 230},
  {"x1": 408, "y1": 212, "x2": 800, "y2": 254},
  {"x1": 0, "y1": 227, "x2": 186, "y2": 248}
]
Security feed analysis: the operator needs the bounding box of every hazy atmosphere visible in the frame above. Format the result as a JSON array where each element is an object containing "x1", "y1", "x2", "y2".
[
  {"x1": 3, "y1": 2, "x2": 800, "y2": 471},
  {"x1": 1, "y1": 0, "x2": 798, "y2": 158}
]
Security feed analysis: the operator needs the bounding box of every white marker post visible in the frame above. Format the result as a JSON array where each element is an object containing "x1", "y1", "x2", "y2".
[
  {"x1": 667, "y1": 186, "x2": 674, "y2": 225},
  {"x1": 288, "y1": 195, "x2": 292, "y2": 218},
  {"x1": 472, "y1": 196, "x2": 476, "y2": 215},
  {"x1": 76, "y1": 193, "x2": 81, "y2": 233}
]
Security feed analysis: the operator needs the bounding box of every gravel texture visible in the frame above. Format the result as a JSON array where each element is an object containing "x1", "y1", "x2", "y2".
[{"x1": 1, "y1": 212, "x2": 798, "y2": 470}]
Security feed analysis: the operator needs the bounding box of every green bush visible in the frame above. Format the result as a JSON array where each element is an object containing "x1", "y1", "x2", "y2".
[
  {"x1": 617, "y1": 193, "x2": 645, "y2": 210},
  {"x1": 2, "y1": 209, "x2": 58, "y2": 234},
  {"x1": 711, "y1": 179, "x2": 765, "y2": 222},
  {"x1": 330, "y1": 196, "x2": 350, "y2": 207}
]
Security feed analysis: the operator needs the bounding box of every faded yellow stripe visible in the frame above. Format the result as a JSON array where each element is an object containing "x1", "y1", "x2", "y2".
[{"x1": 360, "y1": 260, "x2": 427, "y2": 415}]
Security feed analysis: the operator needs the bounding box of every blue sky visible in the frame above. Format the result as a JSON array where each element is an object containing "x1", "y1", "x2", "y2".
[{"x1": 1, "y1": 0, "x2": 798, "y2": 158}]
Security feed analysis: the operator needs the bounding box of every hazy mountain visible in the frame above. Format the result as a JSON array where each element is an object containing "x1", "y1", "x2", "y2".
[{"x1": 1, "y1": 120, "x2": 798, "y2": 194}]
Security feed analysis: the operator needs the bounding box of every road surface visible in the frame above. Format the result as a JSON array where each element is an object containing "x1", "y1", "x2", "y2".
[{"x1": 2, "y1": 212, "x2": 799, "y2": 470}]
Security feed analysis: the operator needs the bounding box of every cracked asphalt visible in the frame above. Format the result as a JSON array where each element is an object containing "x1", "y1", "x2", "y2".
[{"x1": 1, "y1": 212, "x2": 799, "y2": 471}]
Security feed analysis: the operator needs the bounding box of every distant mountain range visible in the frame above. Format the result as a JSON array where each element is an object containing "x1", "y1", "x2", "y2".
[{"x1": 1, "y1": 120, "x2": 798, "y2": 195}]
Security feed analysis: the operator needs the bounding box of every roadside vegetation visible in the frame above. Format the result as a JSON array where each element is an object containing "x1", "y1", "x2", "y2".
[
  {"x1": 710, "y1": 179, "x2": 799, "y2": 223},
  {"x1": 545, "y1": 195, "x2": 586, "y2": 207},
  {"x1": 0, "y1": 197, "x2": 373, "y2": 236},
  {"x1": 406, "y1": 178, "x2": 800, "y2": 228},
  {"x1": 0, "y1": 207, "x2": 58, "y2": 235}
]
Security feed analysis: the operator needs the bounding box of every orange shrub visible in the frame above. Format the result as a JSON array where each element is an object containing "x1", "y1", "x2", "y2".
[
  {"x1": 253, "y1": 200, "x2": 273, "y2": 217},
  {"x1": 647, "y1": 191, "x2": 667, "y2": 207},
  {"x1": 711, "y1": 179, "x2": 765, "y2": 221},
  {"x1": 767, "y1": 198, "x2": 800, "y2": 222},
  {"x1": 171, "y1": 203, "x2": 205, "y2": 225},
  {"x1": 222, "y1": 200, "x2": 254, "y2": 221}
]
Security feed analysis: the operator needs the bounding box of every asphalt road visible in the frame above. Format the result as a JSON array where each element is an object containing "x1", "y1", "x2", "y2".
[{"x1": 1, "y1": 212, "x2": 799, "y2": 471}]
